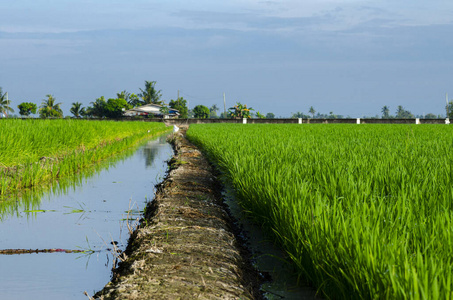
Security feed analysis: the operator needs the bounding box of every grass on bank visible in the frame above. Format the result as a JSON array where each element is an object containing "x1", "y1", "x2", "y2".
[{"x1": 187, "y1": 124, "x2": 453, "y2": 299}]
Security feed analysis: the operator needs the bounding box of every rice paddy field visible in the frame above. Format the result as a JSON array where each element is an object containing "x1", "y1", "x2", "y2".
[
  {"x1": 0, "y1": 119, "x2": 170, "y2": 198},
  {"x1": 187, "y1": 124, "x2": 453, "y2": 299}
]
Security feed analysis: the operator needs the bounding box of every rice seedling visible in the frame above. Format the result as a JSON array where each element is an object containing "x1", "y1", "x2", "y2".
[{"x1": 187, "y1": 124, "x2": 453, "y2": 299}]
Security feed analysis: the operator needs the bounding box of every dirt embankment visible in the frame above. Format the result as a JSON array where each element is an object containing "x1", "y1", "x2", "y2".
[{"x1": 94, "y1": 128, "x2": 262, "y2": 299}]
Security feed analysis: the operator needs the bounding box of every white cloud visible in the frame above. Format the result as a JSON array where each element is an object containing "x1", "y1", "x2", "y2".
[{"x1": 2, "y1": 0, "x2": 453, "y2": 34}]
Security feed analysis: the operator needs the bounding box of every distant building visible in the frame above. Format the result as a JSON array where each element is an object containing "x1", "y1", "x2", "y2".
[{"x1": 123, "y1": 104, "x2": 179, "y2": 119}]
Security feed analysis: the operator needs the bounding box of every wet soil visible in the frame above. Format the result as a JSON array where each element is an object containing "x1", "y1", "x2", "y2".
[{"x1": 94, "y1": 128, "x2": 263, "y2": 299}]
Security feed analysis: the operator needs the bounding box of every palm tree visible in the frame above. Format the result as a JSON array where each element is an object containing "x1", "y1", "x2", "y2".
[
  {"x1": 291, "y1": 111, "x2": 304, "y2": 118},
  {"x1": 209, "y1": 104, "x2": 219, "y2": 118},
  {"x1": 309, "y1": 106, "x2": 316, "y2": 118},
  {"x1": 0, "y1": 87, "x2": 14, "y2": 117},
  {"x1": 139, "y1": 81, "x2": 162, "y2": 105},
  {"x1": 39, "y1": 94, "x2": 63, "y2": 118},
  {"x1": 89, "y1": 96, "x2": 106, "y2": 118},
  {"x1": 117, "y1": 90, "x2": 130, "y2": 102},
  {"x1": 70, "y1": 102, "x2": 84, "y2": 118},
  {"x1": 395, "y1": 105, "x2": 414, "y2": 119},
  {"x1": 381, "y1": 105, "x2": 390, "y2": 119}
]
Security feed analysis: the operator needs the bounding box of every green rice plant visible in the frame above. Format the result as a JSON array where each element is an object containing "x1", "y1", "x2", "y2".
[
  {"x1": 0, "y1": 130, "x2": 169, "y2": 221},
  {"x1": 0, "y1": 119, "x2": 170, "y2": 198},
  {"x1": 187, "y1": 124, "x2": 453, "y2": 299}
]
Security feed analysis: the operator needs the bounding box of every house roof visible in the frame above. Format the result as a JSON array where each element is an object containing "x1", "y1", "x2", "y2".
[{"x1": 124, "y1": 104, "x2": 179, "y2": 116}]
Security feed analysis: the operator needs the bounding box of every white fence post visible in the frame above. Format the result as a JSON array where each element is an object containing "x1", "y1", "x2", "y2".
[
  {"x1": 298, "y1": 118, "x2": 302, "y2": 124},
  {"x1": 243, "y1": 118, "x2": 247, "y2": 124},
  {"x1": 356, "y1": 118, "x2": 361, "y2": 124},
  {"x1": 415, "y1": 118, "x2": 420, "y2": 124}
]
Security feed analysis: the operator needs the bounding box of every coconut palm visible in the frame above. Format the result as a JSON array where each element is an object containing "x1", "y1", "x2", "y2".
[
  {"x1": 89, "y1": 96, "x2": 107, "y2": 118},
  {"x1": 0, "y1": 87, "x2": 14, "y2": 117},
  {"x1": 139, "y1": 81, "x2": 163, "y2": 105},
  {"x1": 39, "y1": 94, "x2": 63, "y2": 118},
  {"x1": 309, "y1": 106, "x2": 316, "y2": 118},
  {"x1": 381, "y1": 105, "x2": 390, "y2": 119},
  {"x1": 395, "y1": 105, "x2": 414, "y2": 119},
  {"x1": 116, "y1": 90, "x2": 130, "y2": 101},
  {"x1": 70, "y1": 102, "x2": 84, "y2": 118}
]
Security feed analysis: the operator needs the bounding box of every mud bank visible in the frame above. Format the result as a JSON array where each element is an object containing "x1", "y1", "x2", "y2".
[{"x1": 94, "y1": 129, "x2": 262, "y2": 299}]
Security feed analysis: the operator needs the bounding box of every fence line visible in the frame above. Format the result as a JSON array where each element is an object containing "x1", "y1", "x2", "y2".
[
  {"x1": 4, "y1": 117, "x2": 450, "y2": 125},
  {"x1": 122, "y1": 117, "x2": 451, "y2": 126}
]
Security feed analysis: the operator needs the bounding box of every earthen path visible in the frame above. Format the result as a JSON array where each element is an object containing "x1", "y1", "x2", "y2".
[{"x1": 94, "y1": 128, "x2": 262, "y2": 299}]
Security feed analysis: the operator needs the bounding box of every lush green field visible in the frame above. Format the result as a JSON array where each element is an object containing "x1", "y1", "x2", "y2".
[
  {"x1": 187, "y1": 124, "x2": 453, "y2": 299},
  {"x1": 0, "y1": 119, "x2": 170, "y2": 196}
]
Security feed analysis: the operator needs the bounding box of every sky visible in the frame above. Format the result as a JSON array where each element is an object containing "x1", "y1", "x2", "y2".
[{"x1": 1, "y1": 0, "x2": 453, "y2": 118}]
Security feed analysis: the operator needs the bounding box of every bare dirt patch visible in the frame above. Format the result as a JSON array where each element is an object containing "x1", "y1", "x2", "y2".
[{"x1": 94, "y1": 128, "x2": 263, "y2": 299}]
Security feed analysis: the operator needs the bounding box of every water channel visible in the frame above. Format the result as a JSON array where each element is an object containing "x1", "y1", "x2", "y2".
[
  {"x1": 0, "y1": 135, "x2": 173, "y2": 299},
  {"x1": 223, "y1": 187, "x2": 319, "y2": 300}
]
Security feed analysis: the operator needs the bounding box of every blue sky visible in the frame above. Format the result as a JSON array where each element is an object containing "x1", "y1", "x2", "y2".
[{"x1": 1, "y1": 0, "x2": 453, "y2": 117}]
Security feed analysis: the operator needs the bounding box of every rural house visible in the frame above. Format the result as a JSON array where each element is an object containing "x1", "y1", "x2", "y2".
[{"x1": 123, "y1": 104, "x2": 179, "y2": 118}]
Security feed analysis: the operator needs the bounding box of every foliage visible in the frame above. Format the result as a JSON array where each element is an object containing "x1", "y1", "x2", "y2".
[
  {"x1": 80, "y1": 108, "x2": 90, "y2": 118},
  {"x1": 193, "y1": 105, "x2": 210, "y2": 119},
  {"x1": 314, "y1": 112, "x2": 345, "y2": 119},
  {"x1": 291, "y1": 111, "x2": 308, "y2": 119},
  {"x1": 17, "y1": 102, "x2": 37, "y2": 117},
  {"x1": 84, "y1": 97, "x2": 130, "y2": 118},
  {"x1": 424, "y1": 113, "x2": 438, "y2": 119},
  {"x1": 265, "y1": 112, "x2": 275, "y2": 119},
  {"x1": 85, "y1": 96, "x2": 107, "y2": 118},
  {"x1": 159, "y1": 104, "x2": 170, "y2": 116},
  {"x1": 127, "y1": 93, "x2": 142, "y2": 107},
  {"x1": 188, "y1": 124, "x2": 453, "y2": 299},
  {"x1": 209, "y1": 105, "x2": 219, "y2": 118},
  {"x1": 0, "y1": 87, "x2": 14, "y2": 117},
  {"x1": 0, "y1": 120, "x2": 170, "y2": 197},
  {"x1": 169, "y1": 97, "x2": 188, "y2": 118},
  {"x1": 118, "y1": 90, "x2": 144, "y2": 108},
  {"x1": 308, "y1": 106, "x2": 316, "y2": 118},
  {"x1": 104, "y1": 98, "x2": 130, "y2": 119},
  {"x1": 255, "y1": 111, "x2": 266, "y2": 119},
  {"x1": 395, "y1": 105, "x2": 414, "y2": 119},
  {"x1": 70, "y1": 102, "x2": 84, "y2": 118},
  {"x1": 39, "y1": 94, "x2": 63, "y2": 118},
  {"x1": 117, "y1": 90, "x2": 130, "y2": 102},
  {"x1": 139, "y1": 81, "x2": 162, "y2": 105},
  {"x1": 381, "y1": 105, "x2": 391, "y2": 118},
  {"x1": 228, "y1": 102, "x2": 253, "y2": 119}
]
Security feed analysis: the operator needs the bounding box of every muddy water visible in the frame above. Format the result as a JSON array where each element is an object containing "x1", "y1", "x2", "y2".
[{"x1": 0, "y1": 135, "x2": 173, "y2": 299}]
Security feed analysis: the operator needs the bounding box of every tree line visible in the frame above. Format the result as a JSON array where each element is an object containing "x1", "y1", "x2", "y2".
[
  {"x1": 0, "y1": 82, "x2": 188, "y2": 119},
  {"x1": 292, "y1": 105, "x2": 445, "y2": 119},
  {"x1": 0, "y1": 83, "x2": 276, "y2": 119},
  {"x1": 1, "y1": 85, "x2": 452, "y2": 119}
]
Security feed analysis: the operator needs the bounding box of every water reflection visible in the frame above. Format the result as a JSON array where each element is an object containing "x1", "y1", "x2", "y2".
[
  {"x1": 0, "y1": 134, "x2": 173, "y2": 299},
  {"x1": 0, "y1": 134, "x2": 169, "y2": 221},
  {"x1": 143, "y1": 135, "x2": 169, "y2": 168}
]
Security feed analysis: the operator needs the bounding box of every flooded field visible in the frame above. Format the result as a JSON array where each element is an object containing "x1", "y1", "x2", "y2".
[{"x1": 0, "y1": 135, "x2": 173, "y2": 299}]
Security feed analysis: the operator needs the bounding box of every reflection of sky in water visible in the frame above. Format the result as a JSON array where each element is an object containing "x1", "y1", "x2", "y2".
[{"x1": 0, "y1": 135, "x2": 173, "y2": 299}]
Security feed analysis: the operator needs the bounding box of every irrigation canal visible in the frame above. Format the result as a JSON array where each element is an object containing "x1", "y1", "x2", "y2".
[{"x1": 0, "y1": 134, "x2": 173, "y2": 299}]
